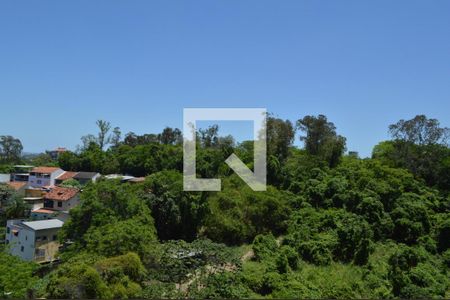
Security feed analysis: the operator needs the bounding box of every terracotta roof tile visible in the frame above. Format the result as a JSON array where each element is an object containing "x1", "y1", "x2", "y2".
[
  {"x1": 56, "y1": 171, "x2": 77, "y2": 181},
  {"x1": 7, "y1": 181, "x2": 27, "y2": 190},
  {"x1": 32, "y1": 208, "x2": 58, "y2": 214},
  {"x1": 45, "y1": 186, "x2": 79, "y2": 201}
]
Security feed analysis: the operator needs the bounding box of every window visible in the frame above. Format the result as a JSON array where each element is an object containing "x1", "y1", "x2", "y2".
[
  {"x1": 25, "y1": 236, "x2": 27, "y2": 241},
  {"x1": 20, "y1": 246, "x2": 24, "y2": 252},
  {"x1": 53, "y1": 235, "x2": 57, "y2": 241},
  {"x1": 6, "y1": 227, "x2": 10, "y2": 234},
  {"x1": 37, "y1": 180, "x2": 42, "y2": 184},
  {"x1": 57, "y1": 201, "x2": 62, "y2": 207},
  {"x1": 6, "y1": 239, "x2": 9, "y2": 244},
  {"x1": 42, "y1": 236, "x2": 47, "y2": 241}
]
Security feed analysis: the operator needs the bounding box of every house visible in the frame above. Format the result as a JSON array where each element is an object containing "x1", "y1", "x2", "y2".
[
  {"x1": 5, "y1": 219, "x2": 64, "y2": 262},
  {"x1": 28, "y1": 167, "x2": 64, "y2": 188},
  {"x1": 55, "y1": 171, "x2": 78, "y2": 185},
  {"x1": 43, "y1": 186, "x2": 80, "y2": 211},
  {"x1": 46, "y1": 147, "x2": 67, "y2": 160},
  {"x1": 7, "y1": 181, "x2": 27, "y2": 196},
  {"x1": 11, "y1": 165, "x2": 34, "y2": 182},
  {"x1": 73, "y1": 172, "x2": 101, "y2": 185}
]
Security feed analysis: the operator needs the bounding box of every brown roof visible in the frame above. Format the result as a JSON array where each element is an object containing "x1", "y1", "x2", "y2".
[
  {"x1": 7, "y1": 181, "x2": 27, "y2": 190},
  {"x1": 32, "y1": 208, "x2": 58, "y2": 214},
  {"x1": 45, "y1": 186, "x2": 79, "y2": 201},
  {"x1": 56, "y1": 171, "x2": 77, "y2": 181},
  {"x1": 31, "y1": 167, "x2": 61, "y2": 174}
]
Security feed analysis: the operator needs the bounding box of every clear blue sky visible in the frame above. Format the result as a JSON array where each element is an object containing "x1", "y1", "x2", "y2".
[{"x1": 1, "y1": 1, "x2": 449, "y2": 157}]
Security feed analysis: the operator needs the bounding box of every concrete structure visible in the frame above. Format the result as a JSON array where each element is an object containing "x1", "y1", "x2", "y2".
[
  {"x1": 10, "y1": 165, "x2": 34, "y2": 182},
  {"x1": 23, "y1": 188, "x2": 46, "y2": 211},
  {"x1": 43, "y1": 186, "x2": 80, "y2": 211},
  {"x1": 5, "y1": 219, "x2": 64, "y2": 262},
  {"x1": 28, "y1": 167, "x2": 64, "y2": 188},
  {"x1": 73, "y1": 172, "x2": 101, "y2": 185}
]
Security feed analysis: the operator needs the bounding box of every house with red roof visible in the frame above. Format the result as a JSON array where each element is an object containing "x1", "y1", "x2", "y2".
[
  {"x1": 28, "y1": 167, "x2": 64, "y2": 188},
  {"x1": 43, "y1": 186, "x2": 80, "y2": 211}
]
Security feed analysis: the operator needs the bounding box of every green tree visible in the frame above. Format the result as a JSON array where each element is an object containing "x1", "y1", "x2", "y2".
[
  {"x1": 297, "y1": 115, "x2": 346, "y2": 167},
  {"x1": 0, "y1": 135, "x2": 23, "y2": 163}
]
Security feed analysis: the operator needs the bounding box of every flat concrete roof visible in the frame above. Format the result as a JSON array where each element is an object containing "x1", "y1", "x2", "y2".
[{"x1": 22, "y1": 219, "x2": 64, "y2": 231}]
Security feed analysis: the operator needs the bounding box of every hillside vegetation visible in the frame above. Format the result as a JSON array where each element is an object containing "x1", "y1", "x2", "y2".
[{"x1": 1, "y1": 114, "x2": 449, "y2": 298}]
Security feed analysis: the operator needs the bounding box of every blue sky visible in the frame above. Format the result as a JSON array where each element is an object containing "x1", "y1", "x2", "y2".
[{"x1": 0, "y1": 1, "x2": 449, "y2": 157}]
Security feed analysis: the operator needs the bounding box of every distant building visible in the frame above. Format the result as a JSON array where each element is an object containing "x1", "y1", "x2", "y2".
[
  {"x1": 28, "y1": 167, "x2": 64, "y2": 188},
  {"x1": 5, "y1": 219, "x2": 64, "y2": 262},
  {"x1": 46, "y1": 147, "x2": 67, "y2": 160},
  {"x1": 43, "y1": 186, "x2": 80, "y2": 211},
  {"x1": 73, "y1": 172, "x2": 101, "y2": 185}
]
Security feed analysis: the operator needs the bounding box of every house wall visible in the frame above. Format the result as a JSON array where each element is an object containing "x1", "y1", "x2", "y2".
[
  {"x1": 34, "y1": 228, "x2": 61, "y2": 262},
  {"x1": 44, "y1": 195, "x2": 80, "y2": 211},
  {"x1": 5, "y1": 221, "x2": 36, "y2": 261},
  {"x1": 28, "y1": 169, "x2": 64, "y2": 187}
]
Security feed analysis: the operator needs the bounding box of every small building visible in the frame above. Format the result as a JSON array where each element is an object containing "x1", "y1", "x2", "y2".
[
  {"x1": 73, "y1": 172, "x2": 101, "y2": 185},
  {"x1": 5, "y1": 219, "x2": 64, "y2": 262},
  {"x1": 11, "y1": 165, "x2": 34, "y2": 182},
  {"x1": 28, "y1": 167, "x2": 64, "y2": 188},
  {"x1": 46, "y1": 147, "x2": 67, "y2": 160},
  {"x1": 55, "y1": 171, "x2": 78, "y2": 185},
  {"x1": 43, "y1": 186, "x2": 80, "y2": 211}
]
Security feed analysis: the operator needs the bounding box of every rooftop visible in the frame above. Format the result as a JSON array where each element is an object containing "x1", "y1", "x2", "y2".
[
  {"x1": 32, "y1": 208, "x2": 59, "y2": 214},
  {"x1": 7, "y1": 181, "x2": 27, "y2": 190},
  {"x1": 45, "y1": 186, "x2": 79, "y2": 201},
  {"x1": 22, "y1": 219, "x2": 64, "y2": 231},
  {"x1": 56, "y1": 171, "x2": 78, "y2": 181},
  {"x1": 73, "y1": 172, "x2": 99, "y2": 179}
]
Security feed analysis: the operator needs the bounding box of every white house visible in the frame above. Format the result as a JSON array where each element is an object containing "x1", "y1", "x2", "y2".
[
  {"x1": 28, "y1": 167, "x2": 64, "y2": 188},
  {"x1": 5, "y1": 219, "x2": 64, "y2": 262}
]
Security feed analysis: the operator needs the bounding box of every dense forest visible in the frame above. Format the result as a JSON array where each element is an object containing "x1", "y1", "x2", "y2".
[{"x1": 1, "y1": 114, "x2": 449, "y2": 298}]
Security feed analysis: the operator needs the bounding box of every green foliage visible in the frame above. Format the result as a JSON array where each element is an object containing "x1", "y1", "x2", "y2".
[
  {"x1": 142, "y1": 171, "x2": 207, "y2": 241},
  {"x1": 0, "y1": 251, "x2": 39, "y2": 298},
  {"x1": 59, "y1": 178, "x2": 82, "y2": 189},
  {"x1": 388, "y1": 245, "x2": 448, "y2": 298},
  {"x1": 204, "y1": 176, "x2": 291, "y2": 245},
  {"x1": 44, "y1": 252, "x2": 144, "y2": 299}
]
